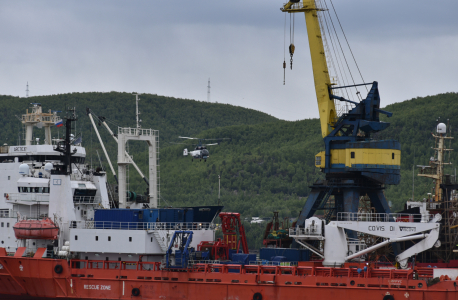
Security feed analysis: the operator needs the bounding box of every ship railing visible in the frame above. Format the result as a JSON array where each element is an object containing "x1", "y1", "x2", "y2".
[
  {"x1": 337, "y1": 212, "x2": 433, "y2": 222},
  {"x1": 289, "y1": 227, "x2": 322, "y2": 237},
  {"x1": 72, "y1": 196, "x2": 100, "y2": 204},
  {"x1": 71, "y1": 221, "x2": 213, "y2": 231},
  {"x1": 118, "y1": 127, "x2": 159, "y2": 137},
  {"x1": 188, "y1": 259, "x2": 221, "y2": 266},
  {"x1": 249, "y1": 260, "x2": 297, "y2": 266},
  {"x1": 6, "y1": 193, "x2": 50, "y2": 203},
  {"x1": 70, "y1": 259, "x2": 161, "y2": 271},
  {"x1": 0, "y1": 209, "x2": 11, "y2": 218},
  {"x1": 191, "y1": 263, "x2": 417, "y2": 279}
]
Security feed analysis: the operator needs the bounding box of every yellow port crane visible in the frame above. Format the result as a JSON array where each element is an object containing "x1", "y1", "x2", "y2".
[{"x1": 281, "y1": 0, "x2": 401, "y2": 226}]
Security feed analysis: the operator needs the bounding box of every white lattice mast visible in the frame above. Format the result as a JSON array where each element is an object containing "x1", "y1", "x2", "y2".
[
  {"x1": 207, "y1": 78, "x2": 211, "y2": 102},
  {"x1": 26, "y1": 82, "x2": 29, "y2": 98},
  {"x1": 134, "y1": 93, "x2": 141, "y2": 129}
]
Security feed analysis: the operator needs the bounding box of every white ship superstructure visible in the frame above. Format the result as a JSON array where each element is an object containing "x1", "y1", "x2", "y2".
[{"x1": 0, "y1": 103, "x2": 217, "y2": 266}]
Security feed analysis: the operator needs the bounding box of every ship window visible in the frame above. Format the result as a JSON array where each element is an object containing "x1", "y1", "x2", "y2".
[
  {"x1": 18, "y1": 187, "x2": 20, "y2": 192},
  {"x1": 118, "y1": 257, "x2": 121, "y2": 261},
  {"x1": 1, "y1": 222, "x2": 3, "y2": 227},
  {"x1": 151, "y1": 237, "x2": 153, "y2": 242},
  {"x1": 7, "y1": 176, "x2": 10, "y2": 180},
  {"x1": 351, "y1": 152, "x2": 355, "y2": 159},
  {"x1": 75, "y1": 235, "x2": 78, "y2": 240},
  {"x1": 108, "y1": 236, "x2": 111, "y2": 241},
  {"x1": 43, "y1": 187, "x2": 49, "y2": 193},
  {"x1": 6, "y1": 223, "x2": 9, "y2": 228},
  {"x1": 106, "y1": 257, "x2": 109, "y2": 261},
  {"x1": 129, "y1": 237, "x2": 132, "y2": 242},
  {"x1": 74, "y1": 189, "x2": 96, "y2": 197},
  {"x1": 392, "y1": 153, "x2": 395, "y2": 159},
  {"x1": 95, "y1": 236, "x2": 98, "y2": 241}
]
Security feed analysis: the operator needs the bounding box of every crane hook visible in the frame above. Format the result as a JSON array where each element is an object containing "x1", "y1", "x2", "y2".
[
  {"x1": 289, "y1": 44, "x2": 295, "y2": 70},
  {"x1": 283, "y1": 60, "x2": 286, "y2": 85}
]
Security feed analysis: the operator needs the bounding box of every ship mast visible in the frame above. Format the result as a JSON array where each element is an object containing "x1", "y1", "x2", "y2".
[
  {"x1": 21, "y1": 103, "x2": 60, "y2": 145},
  {"x1": 418, "y1": 122, "x2": 454, "y2": 202}
]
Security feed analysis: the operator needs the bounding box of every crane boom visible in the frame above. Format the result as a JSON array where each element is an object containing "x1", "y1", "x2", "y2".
[{"x1": 282, "y1": 0, "x2": 337, "y2": 138}]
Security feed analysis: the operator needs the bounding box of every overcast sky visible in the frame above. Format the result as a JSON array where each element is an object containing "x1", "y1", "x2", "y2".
[{"x1": 1, "y1": 0, "x2": 457, "y2": 121}]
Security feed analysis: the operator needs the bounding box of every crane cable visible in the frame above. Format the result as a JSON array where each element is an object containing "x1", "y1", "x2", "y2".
[
  {"x1": 283, "y1": 13, "x2": 287, "y2": 85},
  {"x1": 318, "y1": 0, "x2": 354, "y2": 105},
  {"x1": 289, "y1": 13, "x2": 295, "y2": 70},
  {"x1": 320, "y1": 0, "x2": 361, "y2": 101},
  {"x1": 317, "y1": 0, "x2": 353, "y2": 112},
  {"x1": 328, "y1": 0, "x2": 368, "y2": 95}
]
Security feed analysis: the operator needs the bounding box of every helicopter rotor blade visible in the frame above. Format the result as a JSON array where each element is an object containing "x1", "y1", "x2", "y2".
[
  {"x1": 178, "y1": 136, "x2": 200, "y2": 140},
  {"x1": 201, "y1": 138, "x2": 231, "y2": 141}
]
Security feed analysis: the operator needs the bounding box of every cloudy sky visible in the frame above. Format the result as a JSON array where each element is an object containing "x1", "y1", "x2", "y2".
[{"x1": 1, "y1": 0, "x2": 457, "y2": 121}]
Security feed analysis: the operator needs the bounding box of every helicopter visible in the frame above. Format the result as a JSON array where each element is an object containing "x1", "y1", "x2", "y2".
[{"x1": 179, "y1": 136, "x2": 230, "y2": 162}]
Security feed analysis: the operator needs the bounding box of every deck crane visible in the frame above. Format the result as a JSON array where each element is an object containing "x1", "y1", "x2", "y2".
[{"x1": 281, "y1": 1, "x2": 401, "y2": 227}]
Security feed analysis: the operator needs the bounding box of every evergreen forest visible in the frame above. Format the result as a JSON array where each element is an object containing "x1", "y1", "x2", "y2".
[{"x1": 1, "y1": 91, "x2": 458, "y2": 249}]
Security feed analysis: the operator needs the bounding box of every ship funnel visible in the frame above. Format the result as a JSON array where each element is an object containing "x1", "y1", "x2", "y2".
[
  {"x1": 437, "y1": 123, "x2": 446, "y2": 134},
  {"x1": 19, "y1": 164, "x2": 30, "y2": 176}
]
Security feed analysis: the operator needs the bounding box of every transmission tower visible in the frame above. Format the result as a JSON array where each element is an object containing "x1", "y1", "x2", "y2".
[{"x1": 207, "y1": 78, "x2": 211, "y2": 102}]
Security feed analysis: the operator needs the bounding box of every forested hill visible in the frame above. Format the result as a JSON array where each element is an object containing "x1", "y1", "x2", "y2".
[
  {"x1": 157, "y1": 92, "x2": 458, "y2": 219},
  {"x1": 0, "y1": 92, "x2": 277, "y2": 145},
  {"x1": 1, "y1": 92, "x2": 458, "y2": 226},
  {"x1": 1, "y1": 91, "x2": 458, "y2": 248},
  {"x1": 380, "y1": 92, "x2": 458, "y2": 207}
]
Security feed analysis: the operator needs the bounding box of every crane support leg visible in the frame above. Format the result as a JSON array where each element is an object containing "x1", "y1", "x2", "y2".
[
  {"x1": 297, "y1": 189, "x2": 325, "y2": 226},
  {"x1": 367, "y1": 190, "x2": 392, "y2": 214},
  {"x1": 343, "y1": 189, "x2": 359, "y2": 217},
  {"x1": 343, "y1": 189, "x2": 360, "y2": 240}
]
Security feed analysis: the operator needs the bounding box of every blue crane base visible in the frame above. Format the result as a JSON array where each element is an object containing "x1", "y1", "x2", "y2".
[
  {"x1": 295, "y1": 176, "x2": 400, "y2": 255},
  {"x1": 297, "y1": 177, "x2": 391, "y2": 226}
]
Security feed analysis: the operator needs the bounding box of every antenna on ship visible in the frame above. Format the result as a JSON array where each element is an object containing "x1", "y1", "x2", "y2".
[
  {"x1": 207, "y1": 78, "x2": 211, "y2": 102},
  {"x1": 133, "y1": 92, "x2": 141, "y2": 129},
  {"x1": 26, "y1": 82, "x2": 29, "y2": 98}
]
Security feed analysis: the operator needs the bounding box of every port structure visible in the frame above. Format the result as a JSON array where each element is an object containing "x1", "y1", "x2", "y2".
[
  {"x1": 281, "y1": 1, "x2": 400, "y2": 229},
  {"x1": 117, "y1": 127, "x2": 159, "y2": 208}
]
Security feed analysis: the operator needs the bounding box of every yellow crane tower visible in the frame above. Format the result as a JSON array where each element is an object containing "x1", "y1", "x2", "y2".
[{"x1": 281, "y1": 0, "x2": 401, "y2": 226}]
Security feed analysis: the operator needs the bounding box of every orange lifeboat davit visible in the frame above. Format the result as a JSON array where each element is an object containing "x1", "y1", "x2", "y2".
[{"x1": 13, "y1": 218, "x2": 59, "y2": 240}]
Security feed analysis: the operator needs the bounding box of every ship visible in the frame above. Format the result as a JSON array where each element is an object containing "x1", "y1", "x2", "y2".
[
  {"x1": 0, "y1": 102, "x2": 457, "y2": 300},
  {"x1": 2, "y1": 1, "x2": 458, "y2": 298}
]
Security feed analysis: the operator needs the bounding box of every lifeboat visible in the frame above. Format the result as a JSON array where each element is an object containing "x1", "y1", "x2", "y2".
[{"x1": 13, "y1": 218, "x2": 59, "y2": 240}]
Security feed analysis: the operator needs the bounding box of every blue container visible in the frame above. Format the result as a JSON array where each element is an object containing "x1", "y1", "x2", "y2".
[
  {"x1": 231, "y1": 253, "x2": 257, "y2": 265},
  {"x1": 183, "y1": 206, "x2": 223, "y2": 223},
  {"x1": 260, "y1": 248, "x2": 302, "y2": 262},
  {"x1": 301, "y1": 249, "x2": 310, "y2": 261},
  {"x1": 143, "y1": 209, "x2": 159, "y2": 223},
  {"x1": 94, "y1": 209, "x2": 142, "y2": 229},
  {"x1": 184, "y1": 209, "x2": 194, "y2": 223}
]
